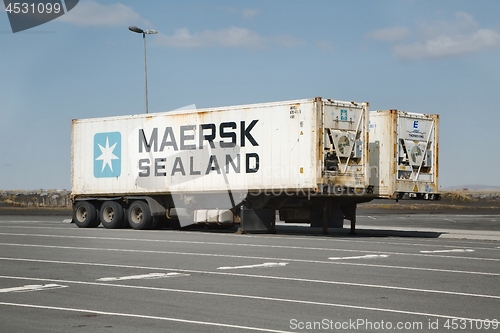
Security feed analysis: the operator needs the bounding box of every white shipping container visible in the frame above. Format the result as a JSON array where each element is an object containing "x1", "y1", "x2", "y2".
[
  {"x1": 369, "y1": 110, "x2": 439, "y2": 199},
  {"x1": 72, "y1": 97, "x2": 371, "y2": 198}
]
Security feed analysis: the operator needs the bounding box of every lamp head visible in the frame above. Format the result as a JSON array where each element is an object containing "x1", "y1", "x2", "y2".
[{"x1": 128, "y1": 26, "x2": 144, "y2": 34}]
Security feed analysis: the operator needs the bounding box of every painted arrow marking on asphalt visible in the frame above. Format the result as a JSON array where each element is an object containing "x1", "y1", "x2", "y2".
[
  {"x1": 97, "y1": 272, "x2": 189, "y2": 282},
  {"x1": 0, "y1": 284, "x2": 67, "y2": 293},
  {"x1": 217, "y1": 262, "x2": 288, "y2": 270},
  {"x1": 328, "y1": 254, "x2": 389, "y2": 260},
  {"x1": 420, "y1": 249, "x2": 475, "y2": 253}
]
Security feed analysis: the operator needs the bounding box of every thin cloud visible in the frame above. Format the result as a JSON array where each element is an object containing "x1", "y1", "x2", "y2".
[
  {"x1": 274, "y1": 35, "x2": 306, "y2": 48},
  {"x1": 369, "y1": 12, "x2": 500, "y2": 60},
  {"x1": 365, "y1": 27, "x2": 411, "y2": 42},
  {"x1": 417, "y1": 12, "x2": 478, "y2": 40},
  {"x1": 57, "y1": 0, "x2": 148, "y2": 27},
  {"x1": 315, "y1": 40, "x2": 334, "y2": 52},
  {"x1": 394, "y1": 29, "x2": 500, "y2": 60},
  {"x1": 241, "y1": 9, "x2": 259, "y2": 19},
  {"x1": 154, "y1": 26, "x2": 266, "y2": 49},
  {"x1": 220, "y1": 7, "x2": 259, "y2": 19}
]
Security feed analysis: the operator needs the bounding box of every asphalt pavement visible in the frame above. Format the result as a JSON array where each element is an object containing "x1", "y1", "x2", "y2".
[{"x1": 0, "y1": 215, "x2": 499, "y2": 332}]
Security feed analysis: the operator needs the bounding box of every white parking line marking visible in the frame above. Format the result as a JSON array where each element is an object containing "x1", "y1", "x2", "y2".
[
  {"x1": 2, "y1": 261, "x2": 500, "y2": 300},
  {"x1": 0, "y1": 284, "x2": 67, "y2": 293},
  {"x1": 97, "y1": 272, "x2": 188, "y2": 282},
  {"x1": 1, "y1": 233, "x2": 498, "y2": 261},
  {"x1": 444, "y1": 218, "x2": 456, "y2": 223},
  {"x1": 0, "y1": 221, "x2": 51, "y2": 224},
  {"x1": 0, "y1": 281, "x2": 494, "y2": 323},
  {"x1": 0, "y1": 244, "x2": 498, "y2": 276},
  {"x1": 0, "y1": 302, "x2": 292, "y2": 333},
  {"x1": 217, "y1": 262, "x2": 288, "y2": 270},
  {"x1": 329, "y1": 254, "x2": 389, "y2": 260},
  {"x1": 3, "y1": 226, "x2": 498, "y2": 251},
  {"x1": 420, "y1": 249, "x2": 475, "y2": 253}
]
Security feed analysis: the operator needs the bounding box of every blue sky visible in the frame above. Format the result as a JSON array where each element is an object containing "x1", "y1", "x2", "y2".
[{"x1": 1, "y1": 0, "x2": 500, "y2": 190}]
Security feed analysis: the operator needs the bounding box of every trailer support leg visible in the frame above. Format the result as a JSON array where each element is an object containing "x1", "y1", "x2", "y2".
[
  {"x1": 322, "y1": 199, "x2": 329, "y2": 235},
  {"x1": 340, "y1": 203, "x2": 357, "y2": 235},
  {"x1": 321, "y1": 199, "x2": 332, "y2": 235},
  {"x1": 350, "y1": 210, "x2": 356, "y2": 235}
]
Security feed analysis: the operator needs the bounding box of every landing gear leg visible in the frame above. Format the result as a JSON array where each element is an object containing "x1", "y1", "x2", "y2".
[
  {"x1": 350, "y1": 211, "x2": 356, "y2": 235},
  {"x1": 322, "y1": 199, "x2": 329, "y2": 235},
  {"x1": 340, "y1": 203, "x2": 357, "y2": 235}
]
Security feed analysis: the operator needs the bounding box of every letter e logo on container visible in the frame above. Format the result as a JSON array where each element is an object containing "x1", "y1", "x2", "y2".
[
  {"x1": 413, "y1": 121, "x2": 419, "y2": 129},
  {"x1": 340, "y1": 109, "x2": 348, "y2": 121},
  {"x1": 94, "y1": 132, "x2": 121, "y2": 178}
]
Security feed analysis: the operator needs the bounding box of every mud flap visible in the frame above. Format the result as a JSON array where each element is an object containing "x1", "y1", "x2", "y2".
[
  {"x1": 310, "y1": 199, "x2": 344, "y2": 229},
  {"x1": 239, "y1": 208, "x2": 276, "y2": 233}
]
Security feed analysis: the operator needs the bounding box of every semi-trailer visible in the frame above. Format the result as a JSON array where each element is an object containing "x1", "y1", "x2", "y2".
[
  {"x1": 71, "y1": 97, "x2": 374, "y2": 233},
  {"x1": 368, "y1": 110, "x2": 440, "y2": 200}
]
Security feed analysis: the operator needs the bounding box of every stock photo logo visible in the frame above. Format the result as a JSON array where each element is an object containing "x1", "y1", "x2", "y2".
[{"x1": 3, "y1": 0, "x2": 79, "y2": 33}]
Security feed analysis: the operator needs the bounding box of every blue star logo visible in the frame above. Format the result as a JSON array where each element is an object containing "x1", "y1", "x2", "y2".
[{"x1": 94, "y1": 132, "x2": 121, "y2": 178}]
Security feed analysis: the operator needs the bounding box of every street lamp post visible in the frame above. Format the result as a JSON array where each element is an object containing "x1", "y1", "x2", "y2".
[{"x1": 128, "y1": 26, "x2": 157, "y2": 114}]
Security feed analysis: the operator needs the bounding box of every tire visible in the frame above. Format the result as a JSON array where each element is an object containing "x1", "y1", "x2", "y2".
[
  {"x1": 100, "y1": 201, "x2": 125, "y2": 229},
  {"x1": 73, "y1": 201, "x2": 100, "y2": 228},
  {"x1": 127, "y1": 201, "x2": 153, "y2": 230}
]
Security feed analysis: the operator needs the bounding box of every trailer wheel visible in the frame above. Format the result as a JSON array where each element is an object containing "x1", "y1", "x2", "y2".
[
  {"x1": 100, "y1": 201, "x2": 126, "y2": 229},
  {"x1": 73, "y1": 201, "x2": 100, "y2": 228},
  {"x1": 127, "y1": 201, "x2": 153, "y2": 230}
]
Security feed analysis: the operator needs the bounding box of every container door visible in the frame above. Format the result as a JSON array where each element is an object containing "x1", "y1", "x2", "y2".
[
  {"x1": 397, "y1": 114, "x2": 437, "y2": 184},
  {"x1": 321, "y1": 101, "x2": 368, "y2": 189}
]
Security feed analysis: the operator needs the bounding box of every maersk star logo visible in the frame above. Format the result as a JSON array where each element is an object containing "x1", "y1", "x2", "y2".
[{"x1": 94, "y1": 132, "x2": 121, "y2": 178}]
